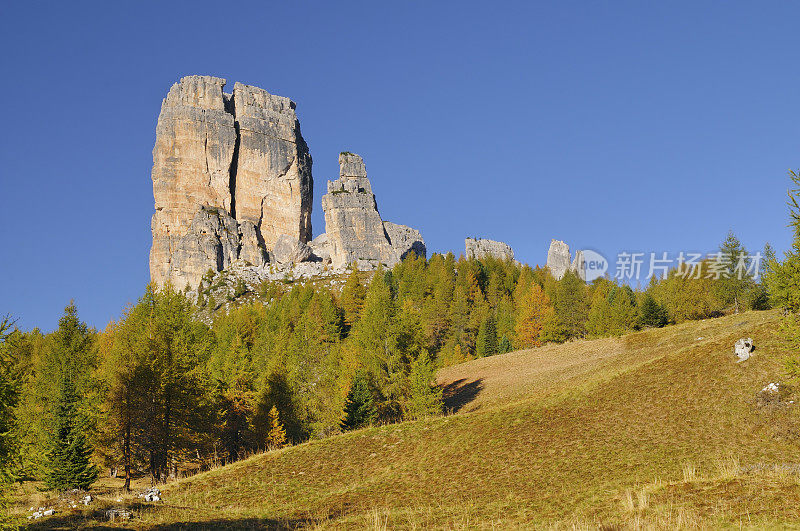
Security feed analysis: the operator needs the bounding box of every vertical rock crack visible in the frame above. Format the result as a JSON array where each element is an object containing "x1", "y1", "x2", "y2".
[{"x1": 225, "y1": 93, "x2": 239, "y2": 219}]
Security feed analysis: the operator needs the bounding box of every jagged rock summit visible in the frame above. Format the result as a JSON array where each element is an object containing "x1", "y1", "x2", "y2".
[
  {"x1": 149, "y1": 78, "x2": 426, "y2": 291},
  {"x1": 150, "y1": 75, "x2": 313, "y2": 289},
  {"x1": 546, "y1": 239, "x2": 585, "y2": 280},
  {"x1": 317, "y1": 153, "x2": 426, "y2": 269},
  {"x1": 465, "y1": 238, "x2": 514, "y2": 261}
]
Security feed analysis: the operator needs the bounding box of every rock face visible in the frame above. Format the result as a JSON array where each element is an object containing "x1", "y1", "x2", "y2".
[
  {"x1": 150, "y1": 75, "x2": 313, "y2": 288},
  {"x1": 150, "y1": 76, "x2": 237, "y2": 287},
  {"x1": 232, "y1": 83, "x2": 313, "y2": 249},
  {"x1": 162, "y1": 206, "x2": 270, "y2": 291},
  {"x1": 318, "y1": 153, "x2": 425, "y2": 268},
  {"x1": 546, "y1": 240, "x2": 572, "y2": 280},
  {"x1": 164, "y1": 207, "x2": 242, "y2": 290},
  {"x1": 571, "y1": 250, "x2": 585, "y2": 278},
  {"x1": 465, "y1": 238, "x2": 514, "y2": 261},
  {"x1": 546, "y1": 239, "x2": 586, "y2": 281},
  {"x1": 238, "y1": 221, "x2": 269, "y2": 267},
  {"x1": 384, "y1": 222, "x2": 426, "y2": 262}
]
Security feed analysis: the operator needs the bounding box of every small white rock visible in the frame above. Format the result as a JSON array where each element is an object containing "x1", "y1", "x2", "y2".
[{"x1": 762, "y1": 382, "x2": 780, "y2": 393}]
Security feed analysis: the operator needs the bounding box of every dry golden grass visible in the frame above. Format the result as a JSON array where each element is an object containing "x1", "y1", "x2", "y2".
[
  {"x1": 436, "y1": 310, "x2": 780, "y2": 413},
  {"x1": 14, "y1": 308, "x2": 800, "y2": 529}
]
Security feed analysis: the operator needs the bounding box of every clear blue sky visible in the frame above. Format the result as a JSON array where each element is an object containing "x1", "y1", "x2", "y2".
[{"x1": 1, "y1": 1, "x2": 798, "y2": 331}]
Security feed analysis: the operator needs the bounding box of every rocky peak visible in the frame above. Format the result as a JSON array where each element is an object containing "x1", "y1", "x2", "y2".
[
  {"x1": 149, "y1": 75, "x2": 312, "y2": 289},
  {"x1": 328, "y1": 152, "x2": 373, "y2": 194},
  {"x1": 546, "y1": 239, "x2": 586, "y2": 281},
  {"x1": 318, "y1": 153, "x2": 425, "y2": 269},
  {"x1": 339, "y1": 152, "x2": 367, "y2": 177},
  {"x1": 163, "y1": 75, "x2": 228, "y2": 109},
  {"x1": 465, "y1": 238, "x2": 515, "y2": 261}
]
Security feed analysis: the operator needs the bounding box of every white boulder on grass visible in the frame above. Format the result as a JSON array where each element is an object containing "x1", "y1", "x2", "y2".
[{"x1": 734, "y1": 337, "x2": 754, "y2": 362}]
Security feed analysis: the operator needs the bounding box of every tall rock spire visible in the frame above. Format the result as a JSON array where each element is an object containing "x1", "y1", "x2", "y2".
[
  {"x1": 318, "y1": 153, "x2": 425, "y2": 269},
  {"x1": 149, "y1": 75, "x2": 313, "y2": 289},
  {"x1": 546, "y1": 239, "x2": 586, "y2": 281}
]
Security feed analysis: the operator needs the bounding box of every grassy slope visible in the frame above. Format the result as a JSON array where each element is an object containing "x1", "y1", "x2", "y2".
[{"x1": 23, "y1": 309, "x2": 800, "y2": 529}]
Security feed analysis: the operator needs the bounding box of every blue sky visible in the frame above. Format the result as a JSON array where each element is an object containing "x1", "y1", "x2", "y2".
[{"x1": 1, "y1": 1, "x2": 798, "y2": 330}]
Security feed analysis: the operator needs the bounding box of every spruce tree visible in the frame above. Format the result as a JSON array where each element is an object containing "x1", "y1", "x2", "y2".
[
  {"x1": 44, "y1": 375, "x2": 98, "y2": 491},
  {"x1": 639, "y1": 293, "x2": 668, "y2": 328},
  {"x1": 745, "y1": 242, "x2": 772, "y2": 311},
  {"x1": 498, "y1": 335, "x2": 512, "y2": 354},
  {"x1": 38, "y1": 302, "x2": 98, "y2": 491},
  {"x1": 476, "y1": 313, "x2": 498, "y2": 356},
  {"x1": 340, "y1": 372, "x2": 376, "y2": 431},
  {"x1": 762, "y1": 237, "x2": 800, "y2": 310},
  {"x1": 714, "y1": 231, "x2": 754, "y2": 313},
  {"x1": 0, "y1": 316, "x2": 19, "y2": 523},
  {"x1": 494, "y1": 296, "x2": 517, "y2": 351}
]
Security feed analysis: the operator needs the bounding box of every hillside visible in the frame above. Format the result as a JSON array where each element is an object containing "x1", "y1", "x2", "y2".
[{"x1": 21, "y1": 309, "x2": 800, "y2": 529}]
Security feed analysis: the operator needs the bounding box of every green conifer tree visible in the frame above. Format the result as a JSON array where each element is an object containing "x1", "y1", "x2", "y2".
[
  {"x1": 498, "y1": 335, "x2": 512, "y2": 354},
  {"x1": 639, "y1": 293, "x2": 669, "y2": 328},
  {"x1": 476, "y1": 313, "x2": 498, "y2": 356},
  {"x1": 253, "y1": 370, "x2": 304, "y2": 443},
  {"x1": 607, "y1": 285, "x2": 638, "y2": 335},
  {"x1": 340, "y1": 372, "x2": 376, "y2": 430},
  {"x1": 746, "y1": 242, "x2": 772, "y2": 310},
  {"x1": 764, "y1": 172, "x2": 800, "y2": 312},
  {"x1": 44, "y1": 375, "x2": 98, "y2": 491},
  {"x1": 714, "y1": 231, "x2": 754, "y2": 313},
  {"x1": 0, "y1": 316, "x2": 20, "y2": 523}
]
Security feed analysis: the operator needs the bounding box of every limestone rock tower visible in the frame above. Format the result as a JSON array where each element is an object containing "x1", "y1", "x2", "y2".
[{"x1": 149, "y1": 75, "x2": 313, "y2": 288}]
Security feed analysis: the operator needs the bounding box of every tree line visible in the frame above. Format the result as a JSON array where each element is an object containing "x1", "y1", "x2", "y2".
[{"x1": 0, "y1": 223, "x2": 778, "y2": 495}]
